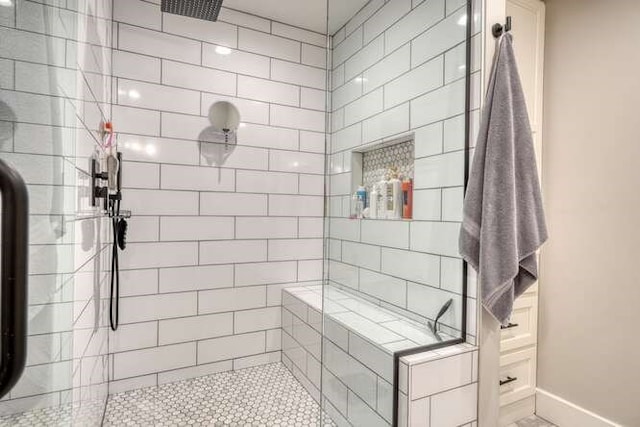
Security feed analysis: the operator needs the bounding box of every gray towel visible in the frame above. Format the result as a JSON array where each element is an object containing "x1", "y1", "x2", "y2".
[{"x1": 459, "y1": 34, "x2": 548, "y2": 325}]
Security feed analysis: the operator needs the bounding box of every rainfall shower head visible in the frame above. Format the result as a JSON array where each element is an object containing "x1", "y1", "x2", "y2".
[{"x1": 161, "y1": 0, "x2": 224, "y2": 22}]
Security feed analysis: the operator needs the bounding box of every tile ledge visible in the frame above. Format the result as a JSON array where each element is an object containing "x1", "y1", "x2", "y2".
[{"x1": 401, "y1": 342, "x2": 478, "y2": 366}]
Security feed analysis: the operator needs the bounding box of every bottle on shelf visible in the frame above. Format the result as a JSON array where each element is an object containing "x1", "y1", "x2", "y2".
[
  {"x1": 356, "y1": 185, "x2": 367, "y2": 217},
  {"x1": 402, "y1": 178, "x2": 413, "y2": 219},
  {"x1": 350, "y1": 191, "x2": 359, "y2": 219},
  {"x1": 350, "y1": 185, "x2": 367, "y2": 219},
  {"x1": 369, "y1": 184, "x2": 379, "y2": 219},
  {"x1": 377, "y1": 174, "x2": 389, "y2": 219},
  {"x1": 386, "y1": 167, "x2": 403, "y2": 220}
]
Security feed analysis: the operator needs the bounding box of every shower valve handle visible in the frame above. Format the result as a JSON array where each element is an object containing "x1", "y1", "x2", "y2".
[{"x1": 91, "y1": 158, "x2": 111, "y2": 207}]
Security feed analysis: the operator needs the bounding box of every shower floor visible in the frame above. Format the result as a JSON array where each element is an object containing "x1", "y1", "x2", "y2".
[
  {"x1": 104, "y1": 362, "x2": 335, "y2": 426},
  {"x1": 0, "y1": 400, "x2": 104, "y2": 426},
  {"x1": 0, "y1": 363, "x2": 333, "y2": 426}
]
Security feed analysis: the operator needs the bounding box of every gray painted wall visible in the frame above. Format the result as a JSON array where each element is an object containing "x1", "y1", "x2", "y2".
[{"x1": 539, "y1": 0, "x2": 640, "y2": 425}]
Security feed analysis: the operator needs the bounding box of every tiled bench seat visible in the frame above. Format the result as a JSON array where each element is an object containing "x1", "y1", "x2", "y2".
[{"x1": 280, "y1": 284, "x2": 478, "y2": 427}]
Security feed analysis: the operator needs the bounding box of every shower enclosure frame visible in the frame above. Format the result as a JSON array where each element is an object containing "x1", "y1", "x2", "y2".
[{"x1": 384, "y1": 0, "x2": 474, "y2": 424}]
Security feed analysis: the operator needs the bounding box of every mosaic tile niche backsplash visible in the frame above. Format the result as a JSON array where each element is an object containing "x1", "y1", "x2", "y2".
[{"x1": 361, "y1": 139, "x2": 415, "y2": 191}]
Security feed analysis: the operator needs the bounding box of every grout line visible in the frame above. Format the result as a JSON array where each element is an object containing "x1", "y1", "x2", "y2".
[{"x1": 112, "y1": 19, "x2": 327, "y2": 69}]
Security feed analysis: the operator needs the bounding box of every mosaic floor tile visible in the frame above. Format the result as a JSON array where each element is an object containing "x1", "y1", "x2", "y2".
[
  {"x1": 0, "y1": 399, "x2": 104, "y2": 427},
  {"x1": 0, "y1": 363, "x2": 334, "y2": 426},
  {"x1": 104, "y1": 362, "x2": 335, "y2": 426},
  {"x1": 508, "y1": 415, "x2": 558, "y2": 427}
]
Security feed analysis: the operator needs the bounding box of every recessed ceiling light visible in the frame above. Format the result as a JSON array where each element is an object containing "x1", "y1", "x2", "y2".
[
  {"x1": 128, "y1": 89, "x2": 140, "y2": 99},
  {"x1": 0, "y1": 0, "x2": 13, "y2": 7},
  {"x1": 215, "y1": 46, "x2": 232, "y2": 55},
  {"x1": 457, "y1": 15, "x2": 467, "y2": 26}
]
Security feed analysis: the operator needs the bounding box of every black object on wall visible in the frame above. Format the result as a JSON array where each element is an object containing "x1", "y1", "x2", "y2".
[
  {"x1": 0, "y1": 159, "x2": 29, "y2": 399},
  {"x1": 161, "y1": 0, "x2": 224, "y2": 22},
  {"x1": 109, "y1": 152, "x2": 128, "y2": 331},
  {"x1": 492, "y1": 16, "x2": 512, "y2": 38}
]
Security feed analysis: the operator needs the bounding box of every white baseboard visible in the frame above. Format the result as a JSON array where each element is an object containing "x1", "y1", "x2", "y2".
[{"x1": 536, "y1": 389, "x2": 622, "y2": 427}]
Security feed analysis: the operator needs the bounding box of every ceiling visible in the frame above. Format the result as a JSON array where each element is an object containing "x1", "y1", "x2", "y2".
[{"x1": 223, "y1": 0, "x2": 369, "y2": 34}]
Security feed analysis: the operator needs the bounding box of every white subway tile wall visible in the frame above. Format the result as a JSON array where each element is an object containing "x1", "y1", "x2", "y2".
[
  {"x1": 283, "y1": 285, "x2": 479, "y2": 427},
  {"x1": 0, "y1": 0, "x2": 113, "y2": 422},
  {"x1": 111, "y1": 1, "x2": 327, "y2": 389},
  {"x1": 402, "y1": 344, "x2": 479, "y2": 426},
  {"x1": 1, "y1": 0, "x2": 484, "y2": 424},
  {"x1": 327, "y1": 0, "x2": 481, "y2": 348}
]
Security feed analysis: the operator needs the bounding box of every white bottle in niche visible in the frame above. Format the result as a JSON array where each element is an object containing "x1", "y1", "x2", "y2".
[
  {"x1": 350, "y1": 192, "x2": 359, "y2": 219},
  {"x1": 369, "y1": 185, "x2": 379, "y2": 219},
  {"x1": 386, "y1": 167, "x2": 403, "y2": 220},
  {"x1": 377, "y1": 175, "x2": 389, "y2": 219}
]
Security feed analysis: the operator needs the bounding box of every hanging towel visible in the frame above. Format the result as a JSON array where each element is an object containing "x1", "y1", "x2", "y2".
[{"x1": 459, "y1": 33, "x2": 548, "y2": 325}]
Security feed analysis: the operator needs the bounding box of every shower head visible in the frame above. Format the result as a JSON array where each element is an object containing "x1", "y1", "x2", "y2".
[{"x1": 161, "y1": 0, "x2": 224, "y2": 22}]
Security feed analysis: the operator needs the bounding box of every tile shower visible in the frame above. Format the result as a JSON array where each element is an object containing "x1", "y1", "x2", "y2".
[
  {"x1": 0, "y1": 0, "x2": 481, "y2": 426},
  {"x1": 0, "y1": 0, "x2": 113, "y2": 424},
  {"x1": 110, "y1": 0, "x2": 326, "y2": 390}
]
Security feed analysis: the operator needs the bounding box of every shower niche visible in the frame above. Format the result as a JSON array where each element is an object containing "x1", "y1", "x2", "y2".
[{"x1": 349, "y1": 136, "x2": 415, "y2": 221}]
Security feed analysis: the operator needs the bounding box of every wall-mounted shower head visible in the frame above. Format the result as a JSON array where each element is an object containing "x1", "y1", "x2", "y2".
[{"x1": 161, "y1": 0, "x2": 224, "y2": 22}]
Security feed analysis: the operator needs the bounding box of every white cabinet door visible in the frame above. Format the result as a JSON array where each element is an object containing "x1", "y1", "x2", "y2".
[
  {"x1": 498, "y1": 0, "x2": 546, "y2": 425},
  {"x1": 506, "y1": 0, "x2": 546, "y2": 170}
]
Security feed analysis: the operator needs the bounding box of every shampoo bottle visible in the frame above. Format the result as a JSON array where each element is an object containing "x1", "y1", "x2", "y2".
[
  {"x1": 350, "y1": 192, "x2": 358, "y2": 219},
  {"x1": 356, "y1": 185, "x2": 367, "y2": 214},
  {"x1": 369, "y1": 185, "x2": 379, "y2": 219},
  {"x1": 386, "y1": 167, "x2": 403, "y2": 220},
  {"x1": 402, "y1": 178, "x2": 413, "y2": 219},
  {"x1": 352, "y1": 186, "x2": 366, "y2": 219},
  {"x1": 377, "y1": 175, "x2": 389, "y2": 219}
]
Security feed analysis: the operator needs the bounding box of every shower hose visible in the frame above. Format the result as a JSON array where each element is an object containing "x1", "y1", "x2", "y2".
[{"x1": 109, "y1": 197, "x2": 127, "y2": 331}]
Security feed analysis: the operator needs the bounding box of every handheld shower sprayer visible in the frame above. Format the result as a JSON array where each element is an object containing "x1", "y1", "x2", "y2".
[
  {"x1": 108, "y1": 152, "x2": 127, "y2": 331},
  {"x1": 92, "y1": 122, "x2": 130, "y2": 331},
  {"x1": 429, "y1": 298, "x2": 454, "y2": 340}
]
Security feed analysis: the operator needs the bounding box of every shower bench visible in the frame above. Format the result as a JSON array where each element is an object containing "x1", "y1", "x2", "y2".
[{"x1": 280, "y1": 285, "x2": 479, "y2": 427}]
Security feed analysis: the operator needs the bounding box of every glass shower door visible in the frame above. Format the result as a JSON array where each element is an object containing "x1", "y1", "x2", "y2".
[
  {"x1": 322, "y1": 0, "x2": 474, "y2": 425},
  {"x1": 0, "y1": 0, "x2": 112, "y2": 424}
]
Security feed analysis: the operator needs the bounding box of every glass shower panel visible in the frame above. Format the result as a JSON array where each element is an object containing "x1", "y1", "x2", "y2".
[
  {"x1": 0, "y1": 0, "x2": 112, "y2": 424},
  {"x1": 322, "y1": 0, "x2": 472, "y2": 425}
]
